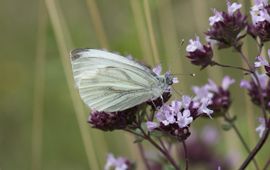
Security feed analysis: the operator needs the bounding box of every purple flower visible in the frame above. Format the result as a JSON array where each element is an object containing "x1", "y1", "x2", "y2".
[
  {"x1": 254, "y1": 49, "x2": 270, "y2": 76},
  {"x1": 152, "y1": 64, "x2": 162, "y2": 75},
  {"x1": 206, "y1": 1, "x2": 247, "y2": 49},
  {"x1": 227, "y1": 1, "x2": 242, "y2": 16},
  {"x1": 209, "y1": 9, "x2": 224, "y2": 26},
  {"x1": 170, "y1": 100, "x2": 182, "y2": 113},
  {"x1": 186, "y1": 36, "x2": 213, "y2": 69},
  {"x1": 198, "y1": 98, "x2": 214, "y2": 117},
  {"x1": 146, "y1": 121, "x2": 159, "y2": 132},
  {"x1": 156, "y1": 105, "x2": 176, "y2": 126},
  {"x1": 182, "y1": 96, "x2": 192, "y2": 109},
  {"x1": 88, "y1": 107, "x2": 137, "y2": 131},
  {"x1": 222, "y1": 76, "x2": 236, "y2": 90},
  {"x1": 256, "y1": 117, "x2": 266, "y2": 138},
  {"x1": 240, "y1": 73, "x2": 270, "y2": 111},
  {"x1": 105, "y1": 154, "x2": 133, "y2": 170},
  {"x1": 248, "y1": 0, "x2": 270, "y2": 42},
  {"x1": 193, "y1": 76, "x2": 235, "y2": 116},
  {"x1": 177, "y1": 110, "x2": 193, "y2": 128}
]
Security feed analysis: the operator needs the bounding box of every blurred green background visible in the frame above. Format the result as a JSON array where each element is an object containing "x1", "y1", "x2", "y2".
[{"x1": 0, "y1": 0, "x2": 269, "y2": 169}]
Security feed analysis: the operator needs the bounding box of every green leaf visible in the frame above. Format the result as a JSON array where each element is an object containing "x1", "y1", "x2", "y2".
[
  {"x1": 151, "y1": 131, "x2": 163, "y2": 138},
  {"x1": 222, "y1": 123, "x2": 232, "y2": 131},
  {"x1": 163, "y1": 164, "x2": 175, "y2": 170},
  {"x1": 133, "y1": 137, "x2": 144, "y2": 143}
]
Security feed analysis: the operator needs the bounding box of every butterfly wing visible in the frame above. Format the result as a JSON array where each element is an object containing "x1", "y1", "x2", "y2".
[{"x1": 70, "y1": 49, "x2": 164, "y2": 112}]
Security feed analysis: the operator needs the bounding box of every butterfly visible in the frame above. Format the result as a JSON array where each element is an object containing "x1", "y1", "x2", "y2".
[{"x1": 70, "y1": 49, "x2": 175, "y2": 112}]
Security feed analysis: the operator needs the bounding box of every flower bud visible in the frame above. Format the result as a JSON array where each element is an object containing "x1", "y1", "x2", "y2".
[
  {"x1": 206, "y1": 1, "x2": 247, "y2": 49},
  {"x1": 249, "y1": 1, "x2": 270, "y2": 42},
  {"x1": 240, "y1": 73, "x2": 270, "y2": 111},
  {"x1": 186, "y1": 36, "x2": 213, "y2": 69},
  {"x1": 88, "y1": 107, "x2": 137, "y2": 131}
]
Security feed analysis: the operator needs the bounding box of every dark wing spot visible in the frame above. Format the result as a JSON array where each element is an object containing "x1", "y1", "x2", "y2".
[{"x1": 70, "y1": 48, "x2": 89, "y2": 61}]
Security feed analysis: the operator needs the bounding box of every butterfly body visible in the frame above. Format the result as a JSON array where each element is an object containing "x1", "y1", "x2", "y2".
[{"x1": 70, "y1": 49, "x2": 173, "y2": 112}]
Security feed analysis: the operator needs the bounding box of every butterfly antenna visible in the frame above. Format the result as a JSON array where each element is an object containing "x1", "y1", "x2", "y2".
[
  {"x1": 172, "y1": 86, "x2": 183, "y2": 97},
  {"x1": 171, "y1": 73, "x2": 196, "y2": 77}
]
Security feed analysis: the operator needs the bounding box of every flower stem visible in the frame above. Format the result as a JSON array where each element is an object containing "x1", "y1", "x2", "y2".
[
  {"x1": 138, "y1": 127, "x2": 181, "y2": 170},
  {"x1": 239, "y1": 125, "x2": 270, "y2": 169},
  {"x1": 263, "y1": 158, "x2": 270, "y2": 170},
  {"x1": 235, "y1": 47, "x2": 270, "y2": 169},
  {"x1": 138, "y1": 143, "x2": 151, "y2": 170},
  {"x1": 211, "y1": 61, "x2": 252, "y2": 73},
  {"x1": 182, "y1": 141, "x2": 188, "y2": 170},
  {"x1": 223, "y1": 114, "x2": 259, "y2": 170}
]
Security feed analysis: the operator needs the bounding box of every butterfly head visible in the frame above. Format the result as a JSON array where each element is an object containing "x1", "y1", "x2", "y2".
[{"x1": 164, "y1": 72, "x2": 174, "y2": 85}]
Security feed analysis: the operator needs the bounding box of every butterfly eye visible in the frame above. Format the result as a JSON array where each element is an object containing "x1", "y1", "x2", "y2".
[{"x1": 166, "y1": 76, "x2": 174, "y2": 85}]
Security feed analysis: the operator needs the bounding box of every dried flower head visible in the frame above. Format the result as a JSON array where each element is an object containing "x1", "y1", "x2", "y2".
[{"x1": 88, "y1": 107, "x2": 137, "y2": 131}]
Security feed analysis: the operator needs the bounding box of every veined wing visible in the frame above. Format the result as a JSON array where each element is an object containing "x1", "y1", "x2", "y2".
[
  {"x1": 78, "y1": 67, "x2": 163, "y2": 112},
  {"x1": 70, "y1": 49, "x2": 157, "y2": 87}
]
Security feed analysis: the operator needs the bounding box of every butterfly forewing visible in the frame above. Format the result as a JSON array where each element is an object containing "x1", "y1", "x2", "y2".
[{"x1": 70, "y1": 49, "x2": 165, "y2": 112}]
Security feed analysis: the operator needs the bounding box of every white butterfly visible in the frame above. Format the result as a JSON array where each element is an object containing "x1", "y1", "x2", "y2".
[{"x1": 70, "y1": 49, "x2": 175, "y2": 112}]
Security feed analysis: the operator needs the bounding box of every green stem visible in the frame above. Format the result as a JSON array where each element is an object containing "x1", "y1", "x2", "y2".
[{"x1": 223, "y1": 114, "x2": 259, "y2": 170}]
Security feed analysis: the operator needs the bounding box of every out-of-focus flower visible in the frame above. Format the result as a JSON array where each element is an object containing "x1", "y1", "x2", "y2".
[
  {"x1": 178, "y1": 126, "x2": 231, "y2": 170},
  {"x1": 186, "y1": 36, "x2": 213, "y2": 69},
  {"x1": 256, "y1": 117, "x2": 266, "y2": 137},
  {"x1": 206, "y1": 1, "x2": 247, "y2": 49},
  {"x1": 254, "y1": 49, "x2": 270, "y2": 77},
  {"x1": 248, "y1": 0, "x2": 270, "y2": 42},
  {"x1": 88, "y1": 107, "x2": 137, "y2": 131},
  {"x1": 201, "y1": 126, "x2": 219, "y2": 144},
  {"x1": 240, "y1": 73, "x2": 270, "y2": 111},
  {"x1": 193, "y1": 76, "x2": 235, "y2": 116},
  {"x1": 104, "y1": 153, "x2": 133, "y2": 170}
]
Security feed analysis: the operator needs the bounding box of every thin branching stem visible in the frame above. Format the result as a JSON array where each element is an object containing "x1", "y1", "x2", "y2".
[
  {"x1": 263, "y1": 158, "x2": 270, "y2": 170},
  {"x1": 138, "y1": 127, "x2": 181, "y2": 170},
  {"x1": 239, "y1": 127, "x2": 270, "y2": 169},
  {"x1": 138, "y1": 143, "x2": 151, "y2": 170},
  {"x1": 235, "y1": 47, "x2": 270, "y2": 169},
  {"x1": 211, "y1": 61, "x2": 252, "y2": 73},
  {"x1": 182, "y1": 141, "x2": 188, "y2": 170},
  {"x1": 223, "y1": 113, "x2": 259, "y2": 170}
]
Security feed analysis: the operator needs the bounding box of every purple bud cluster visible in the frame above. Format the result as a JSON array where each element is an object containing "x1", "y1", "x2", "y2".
[
  {"x1": 254, "y1": 49, "x2": 270, "y2": 77},
  {"x1": 249, "y1": 0, "x2": 270, "y2": 42},
  {"x1": 206, "y1": 1, "x2": 247, "y2": 49},
  {"x1": 88, "y1": 107, "x2": 138, "y2": 131},
  {"x1": 186, "y1": 37, "x2": 213, "y2": 69},
  {"x1": 241, "y1": 73, "x2": 270, "y2": 111}
]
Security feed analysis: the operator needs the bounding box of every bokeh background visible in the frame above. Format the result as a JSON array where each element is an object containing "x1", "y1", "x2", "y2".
[{"x1": 0, "y1": 0, "x2": 269, "y2": 169}]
